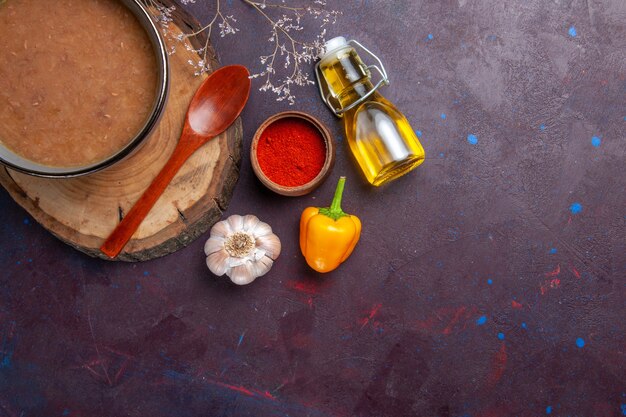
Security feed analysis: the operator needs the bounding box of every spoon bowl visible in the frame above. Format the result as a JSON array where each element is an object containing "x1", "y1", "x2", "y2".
[
  {"x1": 100, "y1": 65, "x2": 251, "y2": 259},
  {"x1": 187, "y1": 65, "x2": 251, "y2": 137}
]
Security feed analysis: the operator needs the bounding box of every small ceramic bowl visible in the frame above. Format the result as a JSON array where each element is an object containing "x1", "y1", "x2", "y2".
[{"x1": 251, "y1": 111, "x2": 335, "y2": 197}]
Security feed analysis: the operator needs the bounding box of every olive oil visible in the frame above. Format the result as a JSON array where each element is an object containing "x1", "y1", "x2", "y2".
[{"x1": 316, "y1": 37, "x2": 425, "y2": 186}]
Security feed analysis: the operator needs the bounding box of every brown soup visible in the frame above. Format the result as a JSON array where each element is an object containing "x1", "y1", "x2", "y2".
[{"x1": 0, "y1": 0, "x2": 158, "y2": 167}]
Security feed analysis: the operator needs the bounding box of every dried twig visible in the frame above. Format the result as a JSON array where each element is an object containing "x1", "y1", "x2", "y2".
[{"x1": 146, "y1": 0, "x2": 340, "y2": 104}]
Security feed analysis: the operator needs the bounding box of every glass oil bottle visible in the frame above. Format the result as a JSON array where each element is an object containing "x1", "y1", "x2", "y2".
[{"x1": 315, "y1": 37, "x2": 425, "y2": 186}]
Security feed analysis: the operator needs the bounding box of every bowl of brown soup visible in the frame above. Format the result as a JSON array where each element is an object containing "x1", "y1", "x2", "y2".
[{"x1": 0, "y1": 0, "x2": 169, "y2": 177}]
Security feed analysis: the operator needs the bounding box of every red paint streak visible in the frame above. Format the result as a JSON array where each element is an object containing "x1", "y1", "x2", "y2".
[
  {"x1": 83, "y1": 364, "x2": 103, "y2": 380},
  {"x1": 81, "y1": 347, "x2": 132, "y2": 387},
  {"x1": 414, "y1": 317, "x2": 436, "y2": 331},
  {"x1": 511, "y1": 300, "x2": 523, "y2": 309},
  {"x1": 414, "y1": 305, "x2": 477, "y2": 335},
  {"x1": 209, "y1": 379, "x2": 276, "y2": 400},
  {"x1": 262, "y1": 391, "x2": 276, "y2": 400},
  {"x1": 540, "y1": 277, "x2": 561, "y2": 295},
  {"x1": 541, "y1": 265, "x2": 562, "y2": 295},
  {"x1": 442, "y1": 306, "x2": 467, "y2": 335},
  {"x1": 104, "y1": 346, "x2": 133, "y2": 358},
  {"x1": 459, "y1": 309, "x2": 478, "y2": 331},
  {"x1": 83, "y1": 359, "x2": 103, "y2": 367},
  {"x1": 217, "y1": 382, "x2": 254, "y2": 396},
  {"x1": 285, "y1": 280, "x2": 321, "y2": 295},
  {"x1": 570, "y1": 266, "x2": 581, "y2": 279},
  {"x1": 486, "y1": 342, "x2": 507, "y2": 387},
  {"x1": 367, "y1": 304, "x2": 382, "y2": 319},
  {"x1": 114, "y1": 358, "x2": 130, "y2": 384},
  {"x1": 360, "y1": 303, "x2": 382, "y2": 329},
  {"x1": 545, "y1": 264, "x2": 561, "y2": 277}
]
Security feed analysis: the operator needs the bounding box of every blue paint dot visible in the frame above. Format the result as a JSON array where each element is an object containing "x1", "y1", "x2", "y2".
[
  {"x1": 440, "y1": 113, "x2": 447, "y2": 120},
  {"x1": 568, "y1": 26, "x2": 577, "y2": 37},
  {"x1": 521, "y1": 322, "x2": 527, "y2": 329},
  {"x1": 63, "y1": 409, "x2": 71, "y2": 416},
  {"x1": 591, "y1": 136, "x2": 601, "y2": 147},
  {"x1": 467, "y1": 134, "x2": 478, "y2": 145},
  {"x1": 546, "y1": 405, "x2": 553, "y2": 414},
  {"x1": 143, "y1": 271, "x2": 150, "y2": 276},
  {"x1": 549, "y1": 247, "x2": 557, "y2": 254},
  {"x1": 576, "y1": 337, "x2": 585, "y2": 348},
  {"x1": 487, "y1": 34, "x2": 497, "y2": 41},
  {"x1": 497, "y1": 332, "x2": 505, "y2": 340},
  {"x1": 439, "y1": 152, "x2": 444, "y2": 158},
  {"x1": 427, "y1": 33, "x2": 434, "y2": 40},
  {"x1": 23, "y1": 218, "x2": 30, "y2": 225},
  {"x1": 476, "y1": 316, "x2": 487, "y2": 326},
  {"x1": 415, "y1": 130, "x2": 422, "y2": 137},
  {"x1": 569, "y1": 202, "x2": 583, "y2": 214},
  {"x1": 487, "y1": 279, "x2": 493, "y2": 285},
  {"x1": 621, "y1": 403, "x2": 626, "y2": 415},
  {"x1": 540, "y1": 124, "x2": 546, "y2": 131}
]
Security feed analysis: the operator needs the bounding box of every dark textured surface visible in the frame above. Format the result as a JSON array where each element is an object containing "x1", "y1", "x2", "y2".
[{"x1": 1, "y1": 1, "x2": 625, "y2": 416}]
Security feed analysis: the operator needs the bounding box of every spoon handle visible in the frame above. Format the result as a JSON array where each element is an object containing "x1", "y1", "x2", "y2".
[{"x1": 100, "y1": 145, "x2": 194, "y2": 258}]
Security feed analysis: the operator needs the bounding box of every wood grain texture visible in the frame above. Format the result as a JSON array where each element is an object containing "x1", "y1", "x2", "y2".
[{"x1": 0, "y1": 3, "x2": 242, "y2": 261}]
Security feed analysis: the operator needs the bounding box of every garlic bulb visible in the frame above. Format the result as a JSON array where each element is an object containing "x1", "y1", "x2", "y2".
[{"x1": 204, "y1": 215, "x2": 281, "y2": 285}]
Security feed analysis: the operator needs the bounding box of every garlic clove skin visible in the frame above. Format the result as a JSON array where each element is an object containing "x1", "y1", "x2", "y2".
[
  {"x1": 242, "y1": 214, "x2": 261, "y2": 233},
  {"x1": 204, "y1": 235, "x2": 225, "y2": 255},
  {"x1": 256, "y1": 233, "x2": 281, "y2": 259},
  {"x1": 210, "y1": 220, "x2": 233, "y2": 239},
  {"x1": 206, "y1": 249, "x2": 229, "y2": 276},
  {"x1": 229, "y1": 263, "x2": 257, "y2": 285},
  {"x1": 252, "y1": 222, "x2": 273, "y2": 238},
  {"x1": 204, "y1": 214, "x2": 281, "y2": 285},
  {"x1": 252, "y1": 256, "x2": 274, "y2": 278},
  {"x1": 227, "y1": 215, "x2": 245, "y2": 233}
]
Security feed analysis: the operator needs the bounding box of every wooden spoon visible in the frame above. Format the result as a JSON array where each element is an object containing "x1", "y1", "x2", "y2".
[{"x1": 100, "y1": 65, "x2": 251, "y2": 259}]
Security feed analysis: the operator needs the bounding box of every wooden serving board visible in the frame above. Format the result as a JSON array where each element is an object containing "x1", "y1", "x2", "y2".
[{"x1": 0, "y1": 3, "x2": 242, "y2": 261}]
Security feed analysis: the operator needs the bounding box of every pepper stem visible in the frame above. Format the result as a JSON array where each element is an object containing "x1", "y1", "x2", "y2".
[{"x1": 319, "y1": 176, "x2": 348, "y2": 221}]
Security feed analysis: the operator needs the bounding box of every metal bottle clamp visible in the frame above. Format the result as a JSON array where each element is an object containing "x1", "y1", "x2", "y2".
[{"x1": 315, "y1": 40, "x2": 390, "y2": 117}]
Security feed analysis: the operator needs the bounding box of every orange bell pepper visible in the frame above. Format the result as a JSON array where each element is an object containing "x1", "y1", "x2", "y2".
[{"x1": 299, "y1": 176, "x2": 361, "y2": 273}]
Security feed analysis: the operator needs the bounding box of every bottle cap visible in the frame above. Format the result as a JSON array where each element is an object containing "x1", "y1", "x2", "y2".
[{"x1": 323, "y1": 36, "x2": 348, "y2": 57}]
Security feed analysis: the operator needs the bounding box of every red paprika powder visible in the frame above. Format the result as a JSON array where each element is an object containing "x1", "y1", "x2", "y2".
[{"x1": 256, "y1": 117, "x2": 326, "y2": 187}]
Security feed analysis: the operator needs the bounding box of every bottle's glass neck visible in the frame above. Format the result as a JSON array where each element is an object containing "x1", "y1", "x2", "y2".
[
  {"x1": 337, "y1": 80, "x2": 376, "y2": 109},
  {"x1": 319, "y1": 46, "x2": 379, "y2": 113}
]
